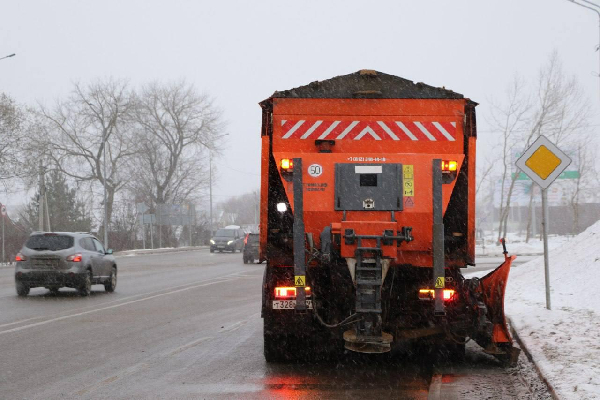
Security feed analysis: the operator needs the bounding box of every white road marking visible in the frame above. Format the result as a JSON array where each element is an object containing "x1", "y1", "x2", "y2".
[
  {"x1": 0, "y1": 271, "x2": 255, "y2": 329},
  {"x1": 0, "y1": 272, "x2": 253, "y2": 336}
]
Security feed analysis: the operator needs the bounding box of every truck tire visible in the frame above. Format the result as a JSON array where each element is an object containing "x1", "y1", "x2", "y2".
[{"x1": 263, "y1": 332, "x2": 285, "y2": 362}]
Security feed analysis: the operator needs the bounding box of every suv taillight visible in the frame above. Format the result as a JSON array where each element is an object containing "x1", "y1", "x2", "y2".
[
  {"x1": 15, "y1": 253, "x2": 27, "y2": 262},
  {"x1": 66, "y1": 253, "x2": 82, "y2": 262}
]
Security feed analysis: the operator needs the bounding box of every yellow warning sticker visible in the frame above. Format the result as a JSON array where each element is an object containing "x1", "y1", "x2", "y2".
[
  {"x1": 435, "y1": 277, "x2": 445, "y2": 289},
  {"x1": 295, "y1": 275, "x2": 306, "y2": 287},
  {"x1": 403, "y1": 165, "x2": 415, "y2": 197},
  {"x1": 403, "y1": 180, "x2": 414, "y2": 197}
]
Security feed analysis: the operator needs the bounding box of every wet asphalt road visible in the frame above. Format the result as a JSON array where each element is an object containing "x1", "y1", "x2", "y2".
[{"x1": 0, "y1": 250, "x2": 543, "y2": 399}]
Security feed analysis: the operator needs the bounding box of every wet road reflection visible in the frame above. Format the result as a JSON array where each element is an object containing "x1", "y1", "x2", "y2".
[{"x1": 258, "y1": 353, "x2": 432, "y2": 399}]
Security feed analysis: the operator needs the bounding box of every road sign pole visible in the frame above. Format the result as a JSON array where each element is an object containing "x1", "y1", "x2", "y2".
[
  {"x1": 150, "y1": 221, "x2": 154, "y2": 249},
  {"x1": 142, "y1": 215, "x2": 146, "y2": 250},
  {"x1": 2, "y1": 214, "x2": 5, "y2": 263},
  {"x1": 541, "y1": 188, "x2": 551, "y2": 310}
]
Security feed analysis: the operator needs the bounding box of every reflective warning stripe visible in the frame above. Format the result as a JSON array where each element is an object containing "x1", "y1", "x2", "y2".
[{"x1": 280, "y1": 120, "x2": 457, "y2": 141}]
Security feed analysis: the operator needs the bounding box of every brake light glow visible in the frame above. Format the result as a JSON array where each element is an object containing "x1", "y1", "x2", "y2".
[
  {"x1": 274, "y1": 286, "x2": 311, "y2": 299},
  {"x1": 66, "y1": 253, "x2": 83, "y2": 262},
  {"x1": 441, "y1": 160, "x2": 458, "y2": 172},
  {"x1": 15, "y1": 253, "x2": 27, "y2": 262},
  {"x1": 280, "y1": 158, "x2": 293, "y2": 170},
  {"x1": 418, "y1": 288, "x2": 457, "y2": 301}
]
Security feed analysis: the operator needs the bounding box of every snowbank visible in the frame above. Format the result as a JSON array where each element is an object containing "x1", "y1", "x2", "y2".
[{"x1": 505, "y1": 220, "x2": 600, "y2": 399}]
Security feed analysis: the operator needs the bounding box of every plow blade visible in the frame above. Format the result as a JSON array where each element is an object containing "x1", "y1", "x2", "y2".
[{"x1": 475, "y1": 254, "x2": 521, "y2": 366}]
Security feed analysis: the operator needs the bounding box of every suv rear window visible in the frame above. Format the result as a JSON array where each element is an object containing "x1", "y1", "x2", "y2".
[{"x1": 25, "y1": 235, "x2": 74, "y2": 251}]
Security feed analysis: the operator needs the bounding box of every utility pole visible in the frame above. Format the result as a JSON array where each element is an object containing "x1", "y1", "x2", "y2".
[
  {"x1": 209, "y1": 153, "x2": 213, "y2": 237},
  {"x1": 38, "y1": 160, "x2": 45, "y2": 231},
  {"x1": 150, "y1": 220, "x2": 154, "y2": 249},
  {"x1": 1, "y1": 205, "x2": 5, "y2": 263},
  {"x1": 103, "y1": 131, "x2": 109, "y2": 248},
  {"x1": 188, "y1": 203, "x2": 193, "y2": 246},
  {"x1": 45, "y1": 192, "x2": 51, "y2": 232}
]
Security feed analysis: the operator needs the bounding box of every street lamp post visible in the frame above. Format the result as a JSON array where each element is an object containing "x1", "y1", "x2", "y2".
[
  {"x1": 209, "y1": 153, "x2": 213, "y2": 238},
  {"x1": 103, "y1": 132, "x2": 108, "y2": 248},
  {"x1": 0, "y1": 53, "x2": 15, "y2": 61},
  {"x1": 568, "y1": 0, "x2": 600, "y2": 102}
]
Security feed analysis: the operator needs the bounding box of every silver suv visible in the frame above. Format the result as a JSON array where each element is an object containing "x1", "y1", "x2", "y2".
[{"x1": 14, "y1": 232, "x2": 117, "y2": 296}]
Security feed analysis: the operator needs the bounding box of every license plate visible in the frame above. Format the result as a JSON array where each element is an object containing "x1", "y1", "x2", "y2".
[
  {"x1": 217, "y1": 246, "x2": 224, "y2": 248},
  {"x1": 272, "y1": 300, "x2": 313, "y2": 310}
]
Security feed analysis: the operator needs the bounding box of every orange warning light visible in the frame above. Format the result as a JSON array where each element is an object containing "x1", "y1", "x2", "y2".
[
  {"x1": 280, "y1": 159, "x2": 293, "y2": 170},
  {"x1": 442, "y1": 160, "x2": 458, "y2": 172}
]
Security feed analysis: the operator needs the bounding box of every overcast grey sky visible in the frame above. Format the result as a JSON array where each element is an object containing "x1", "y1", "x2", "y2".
[{"x1": 1, "y1": 0, "x2": 598, "y2": 206}]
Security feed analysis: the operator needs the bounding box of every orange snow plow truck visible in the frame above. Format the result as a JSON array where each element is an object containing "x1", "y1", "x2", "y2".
[{"x1": 259, "y1": 70, "x2": 519, "y2": 364}]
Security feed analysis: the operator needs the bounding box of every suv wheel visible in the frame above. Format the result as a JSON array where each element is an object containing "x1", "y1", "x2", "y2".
[
  {"x1": 16, "y1": 281, "x2": 30, "y2": 297},
  {"x1": 78, "y1": 270, "x2": 93, "y2": 296},
  {"x1": 49, "y1": 287, "x2": 60, "y2": 295},
  {"x1": 104, "y1": 266, "x2": 117, "y2": 293}
]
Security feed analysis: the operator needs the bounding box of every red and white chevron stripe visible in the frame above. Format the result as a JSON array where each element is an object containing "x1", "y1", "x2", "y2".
[{"x1": 279, "y1": 120, "x2": 457, "y2": 141}]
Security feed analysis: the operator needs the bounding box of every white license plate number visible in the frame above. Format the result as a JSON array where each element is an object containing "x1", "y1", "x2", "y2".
[{"x1": 272, "y1": 300, "x2": 313, "y2": 310}]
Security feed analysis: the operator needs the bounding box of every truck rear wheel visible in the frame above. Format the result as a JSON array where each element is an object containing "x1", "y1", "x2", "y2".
[{"x1": 263, "y1": 332, "x2": 286, "y2": 362}]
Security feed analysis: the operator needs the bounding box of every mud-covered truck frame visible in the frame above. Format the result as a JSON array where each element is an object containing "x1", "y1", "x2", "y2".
[{"x1": 259, "y1": 70, "x2": 519, "y2": 364}]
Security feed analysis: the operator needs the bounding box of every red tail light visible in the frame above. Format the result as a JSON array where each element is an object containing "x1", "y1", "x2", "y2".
[
  {"x1": 274, "y1": 286, "x2": 311, "y2": 299},
  {"x1": 15, "y1": 253, "x2": 27, "y2": 262},
  {"x1": 66, "y1": 253, "x2": 82, "y2": 262},
  {"x1": 418, "y1": 288, "x2": 457, "y2": 302}
]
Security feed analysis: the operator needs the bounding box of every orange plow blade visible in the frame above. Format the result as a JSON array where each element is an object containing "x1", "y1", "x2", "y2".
[{"x1": 474, "y1": 253, "x2": 521, "y2": 365}]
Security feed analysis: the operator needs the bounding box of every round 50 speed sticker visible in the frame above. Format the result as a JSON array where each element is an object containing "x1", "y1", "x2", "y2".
[{"x1": 308, "y1": 164, "x2": 323, "y2": 178}]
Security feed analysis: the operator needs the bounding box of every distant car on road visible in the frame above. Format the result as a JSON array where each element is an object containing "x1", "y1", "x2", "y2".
[
  {"x1": 243, "y1": 233, "x2": 259, "y2": 264},
  {"x1": 210, "y1": 226, "x2": 245, "y2": 253},
  {"x1": 14, "y1": 232, "x2": 117, "y2": 296}
]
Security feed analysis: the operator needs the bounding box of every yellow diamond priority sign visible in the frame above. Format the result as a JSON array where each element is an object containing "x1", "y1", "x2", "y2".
[{"x1": 516, "y1": 136, "x2": 571, "y2": 189}]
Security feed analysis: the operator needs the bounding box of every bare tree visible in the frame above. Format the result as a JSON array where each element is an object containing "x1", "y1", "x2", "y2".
[
  {"x1": 130, "y1": 81, "x2": 224, "y2": 206},
  {"x1": 522, "y1": 52, "x2": 592, "y2": 241},
  {"x1": 37, "y1": 78, "x2": 136, "y2": 233},
  {"x1": 0, "y1": 93, "x2": 26, "y2": 185},
  {"x1": 566, "y1": 137, "x2": 594, "y2": 234},
  {"x1": 487, "y1": 75, "x2": 530, "y2": 241},
  {"x1": 488, "y1": 52, "x2": 593, "y2": 242}
]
